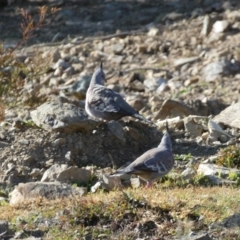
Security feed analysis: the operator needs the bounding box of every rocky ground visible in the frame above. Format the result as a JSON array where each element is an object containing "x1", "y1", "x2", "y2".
[{"x1": 1, "y1": 0, "x2": 240, "y2": 239}]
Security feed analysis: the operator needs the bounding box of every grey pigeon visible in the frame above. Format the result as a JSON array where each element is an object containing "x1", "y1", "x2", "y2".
[
  {"x1": 111, "y1": 129, "x2": 174, "y2": 187},
  {"x1": 85, "y1": 63, "x2": 153, "y2": 124}
]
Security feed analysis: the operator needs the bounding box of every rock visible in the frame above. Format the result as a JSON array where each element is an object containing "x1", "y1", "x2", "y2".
[
  {"x1": 201, "y1": 15, "x2": 213, "y2": 37},
  {"x1": 130, "y1": 177, "x2": 141, "y2": 188},
  {"x1": 184, "y1": 116, "x2": 204, "y2": 137},
  {"x1": 41, "y1": 164, "x2": 91, "y2": 183},
  {"x1": 222, "y1": 213, "x2": 240, "y2": 228},
  {"x1": 57, "y1": 166, "x2": 91, "y2": 183},
  {"x1": 70, "y1": 75, "x2": 91, "y2": 99},
  {"x1": 112, "y1": 43, "x2": 125, "y2": 55},
  {"x1": 154, "y1": 99, "x2": 195, "y2": 121},
  {"x1": 208, "y1": 120, "x2": 231, "y2": 143},
  {"x1": 125, "y1": 95, "x2": 146, "y2": 111},
  {"x1": 147, "y1": 27, "x2": 159, "y2": 37},
  {"x1": 91, "y1": 175, "x2": 122, "y2": 192},
  {"x1": 173, "y1": 56, "x2": 199, "y2": 69},
  {"x1": 0, "y1": 141, "x2": 9, "y2": 148},
  {"x1": 107, "y1": 121, "x2": 125, "y2": 142},
  {"x1": 9, "y1": 182, "x2": 86, "y2": 206},
  {"x1": 212, "y1": 20, "x2": 230, "y2": 33},
  {"x1": 52, "y1": 59, "x2": 70, "y2": 70},
  {"x1": 202, "y1": 59, "x2": 238, "y2": 82},
  {"x1": 30, "y1": 101, "x2": 100, "y2": 132},
  {"x1": 181, "y1": 167, "x2": 196, "y2": 180},
  {"x1": 163, "y1": 12, "x2": 183, "y2": 22},
  {"x1": 156, "y1": 116, "x2": 184, "y2": 131},
  {"x1": 197, "y1": 163, "x2": 240, "y2": 178},
  {"x1": 143, "y1": 78, "x2": 167, "y2": 92},
  {"x1": 0, "y1": 220, "x2": 8, "y2": 236},
  {"x1": 108, "y1": 55, "x2": 124, "y2": 64},
  {"x1": 124, "y1": 126, "x2": 145, "y2": 142},
  {"x1": 42, "y1": 49, "x2": 61, "y2": 63},
  {"x1": 189, "y1": 233, "x2": 212, "y2": 240},
  {"x1": 205, "y1": 175, "x2": 236, "y2": 185},
  {"x1": 128, "y1": 80, "x2": 145, "y2": 92},
  {"x1": 213, "y1": 102, "x2": 240, "y2": 129},
  {"x1": 225, "y1": 10, "x2": 240, "y2": 22},
  {"x1": 29, "y1": 168, "x2": 41, "y2": 178},
  {"x1": 13, "y1": 229, "x2": 44, "y2": 239},
  {"x1": 206, "y1": 32, "x2": 225, "y2": 44}
]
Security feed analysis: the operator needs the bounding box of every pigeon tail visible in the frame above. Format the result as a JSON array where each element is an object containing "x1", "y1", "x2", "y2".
[{"x1": 132, "y1": 113, "x2": 156, "y2": 126}]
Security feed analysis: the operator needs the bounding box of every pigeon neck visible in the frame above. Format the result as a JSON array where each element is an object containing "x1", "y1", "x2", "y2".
[{"x1": 89, "y1": 72, "x2": 104, "y2": 88}]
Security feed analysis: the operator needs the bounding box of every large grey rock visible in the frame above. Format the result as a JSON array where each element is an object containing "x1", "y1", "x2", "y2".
[
  {"x1": 41, "y1": 164, "x2": 91, "y2": 183},
  {"x1": 213, "y1": 102, "x2": 240, "y2": 129},
  {"x1": 10, "y1": 182, "x2": 86, "y2": 206},
  {"x1": 30, "y1": 101, "x2": 100, "y2": 132}
]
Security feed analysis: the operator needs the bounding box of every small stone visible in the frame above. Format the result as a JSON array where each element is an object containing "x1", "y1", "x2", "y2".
[
  {"x1": 112, "y1": 43, "x2": 125, "y2": 55},
  {"x1": 184, "y1": 116, "x2": 203, "y2": 137},
  {"x1": 18, "y1": 139, "x2": 29, "y2": 145},
  {"x1": 147, "y1": 27, "x2": 159, "y2": 37},
  {"x1": 29, "y1": 168, "x2": 41, "y2": 178},
  {"x1": 109, "y1": 55, "x2": 124, "y2": 64},
  {"x1": 181, "y1": 168, "x2": 196, "y2": 180},
  {"x1": 208, "y1": 120, "x2": 231, "y2": 143},
  {"x1": 213, "y1": 20, "x2": 230, "y2": 33},
  {"x1": 52, "y1": 59, "x2": 70, "y2": 70},
  {"x1": 51, "y1": 138, "x2": 66, "y2": 147},
  {"x1": 201, "y1": 15, "x2": 213, "y2": 37},
  {"x1": 174, "y1": 57, "x2": 199, "y2": 69}
]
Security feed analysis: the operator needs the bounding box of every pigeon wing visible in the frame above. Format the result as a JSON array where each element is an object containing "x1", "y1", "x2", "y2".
[
  {"x1": 90, "y1": 87, "x2": 137, "y2": 115},
  {"x1": 126, "y1": 149, "x2": 173, "y2": 174}
]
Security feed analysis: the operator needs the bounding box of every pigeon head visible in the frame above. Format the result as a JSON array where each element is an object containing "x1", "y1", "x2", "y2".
[
  {"x1": 158, "y1": 131, "x2": 172, "y2": 151},
  {"x1": 91, "y1": 63, "x2": 106, "y2": 85}
]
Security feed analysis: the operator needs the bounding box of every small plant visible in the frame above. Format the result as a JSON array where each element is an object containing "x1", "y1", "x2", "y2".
[
  {"x1": 228, "y1": 172, "x2": 240, "y2": 185},
  {"x1": 216, "y1": 145, "x2": 240, "y2": 169},
  {"x1": 174, "y1": 153, "x2": 192, "y2": 161},
  {"x1": 0, "y1": 6, "x2": 58, "y2": 114}
]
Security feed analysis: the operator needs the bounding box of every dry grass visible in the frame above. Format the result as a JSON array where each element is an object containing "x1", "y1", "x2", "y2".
[{"x1": 1, "y1": 186, "x2": 240, "y2": 239}]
